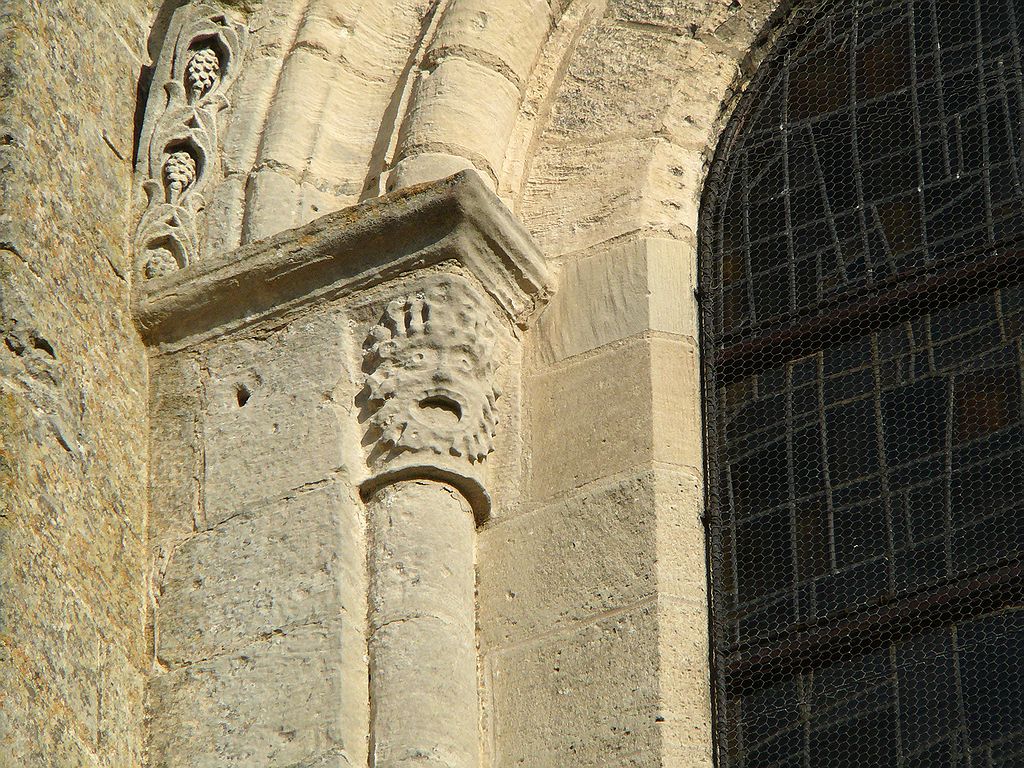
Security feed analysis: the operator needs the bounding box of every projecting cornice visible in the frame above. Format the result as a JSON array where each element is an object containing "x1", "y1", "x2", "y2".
[{"x1": 133, "y1": 171, "x2": 551, "y2": 346}]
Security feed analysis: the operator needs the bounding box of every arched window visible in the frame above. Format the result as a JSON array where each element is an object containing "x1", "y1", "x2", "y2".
[{"x1": 700, "y1": 1, "x2": 1024, "y2": 765}]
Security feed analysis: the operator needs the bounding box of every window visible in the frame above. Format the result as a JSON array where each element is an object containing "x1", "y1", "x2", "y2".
[{"x1": 700, "y1": 1, "x2": 1024, "y2": 765}]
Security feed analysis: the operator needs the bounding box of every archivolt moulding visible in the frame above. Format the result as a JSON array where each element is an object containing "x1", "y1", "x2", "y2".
[{"x1": 134, "y1": 3, "x2": 248, "y2": 279}]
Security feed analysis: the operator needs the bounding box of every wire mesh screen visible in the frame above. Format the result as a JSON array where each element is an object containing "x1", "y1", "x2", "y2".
[{"x1": 700, "y1": 0, "x2": 1024, "y2": 765}]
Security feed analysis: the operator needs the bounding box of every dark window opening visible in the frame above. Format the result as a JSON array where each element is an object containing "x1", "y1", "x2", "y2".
[{"x1": 701, "y1": 1, "x2": 1024, "y2": 765}]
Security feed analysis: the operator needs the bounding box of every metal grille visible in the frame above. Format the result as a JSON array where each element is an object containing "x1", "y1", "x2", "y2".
[{"x1": 700, "y1": 0, "x2": 1024, "y2": 765}]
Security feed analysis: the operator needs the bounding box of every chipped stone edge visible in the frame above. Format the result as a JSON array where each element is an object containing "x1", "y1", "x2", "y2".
[{"x1": 133, "y1": 171, "x2": 553, "y2": 347}]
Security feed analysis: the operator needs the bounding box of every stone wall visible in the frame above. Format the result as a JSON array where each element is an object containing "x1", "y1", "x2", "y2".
[
  {"x1": 481, "y1": 1, "x2": 788, "y2": 764},
  {"x1": 0, "y1": 1, "x2": 155, "y2": 764}
]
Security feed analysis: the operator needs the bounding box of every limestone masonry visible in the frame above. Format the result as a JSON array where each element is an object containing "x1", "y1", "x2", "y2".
[{"x1": 1, "y1": 0, "x2": 786, "y2": 765}]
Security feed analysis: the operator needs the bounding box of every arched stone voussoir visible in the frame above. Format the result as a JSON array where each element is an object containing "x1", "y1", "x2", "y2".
[
  {"x1": 515, "y1": 0, "x2": 792, "y2": 259},
  {"x1": 386, "y1": 0, "x2": 554, "y2": 193}
]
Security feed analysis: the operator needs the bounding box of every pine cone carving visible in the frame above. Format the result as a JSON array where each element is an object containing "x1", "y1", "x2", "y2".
[
  {"x1": 186, "y1": 47, "x2": 221, "y2": 101},
  {"x1": 164, "y1": 151, "x2": 197, "y2": 198}
]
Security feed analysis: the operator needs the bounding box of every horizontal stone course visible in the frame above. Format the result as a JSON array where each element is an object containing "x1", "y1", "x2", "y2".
[
  {"x1": 202, "y1": 307, "x2": 351, "y2": 526},
  {"x1": 487, "y1": 602, "x2": 661, "y2": 767}
]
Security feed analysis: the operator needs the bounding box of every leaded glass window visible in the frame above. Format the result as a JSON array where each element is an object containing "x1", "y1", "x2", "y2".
[{"x1": 701, "y1": 1, "x2": 1024, "y2": 765}]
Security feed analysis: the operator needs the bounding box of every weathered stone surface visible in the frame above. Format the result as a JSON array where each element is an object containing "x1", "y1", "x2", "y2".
[
  {"x1": 428, "y1": 0, "x2": 552, "y2": 88},
  {"x1": 209, "y1": 0, "x2": 445, "y2": 247},
  {"x1": 0, "y1": 1, "x2": 150, "y2": 764},
  {"x1": 547, "y1": 20, "x2": 684, "y2": 142},
  {"x1": 487, "y1": 603, "x2": 661, "y2": 767},
  {"x1": 527, "y1": 337, "x2": 656, "y2": 498},
  {"x1": 149, "y1": 353, "x2": 203, "y2": 542},
  {"x1": 658, "y1": 596, "x2": 714, "y2": 762},
  {"x1": 661, "y1": 39, "x2": 744, "y2": 150},
  {"x1": 396, "y1": 57, "x2": 521, "y2": 182},
  {"x1": 148, "y1": 623, "x2": 356, "y2": 768},
  {"x1": 520, "y1": 137, "x2": 657, "y2": 255},
  {"x1": 479, "y1": 472, "x2": 660, "y2": 649},
  {"x1": 480, "y1": 466, "x2": 707, "y2": 645},
  {"x1": 137, "y1": 171, "x2": 550, "y2": 345},
  {"x1": 529, "y1": 309, "x2": 703, "y2": 498},
  {"x1": 156, "y1": 482, "x2": 364, "y2": 668},
  {"x1": 650, "y1": 334, "x2": 703, "y2": 477},
  {"x1": 367, "y1": 482, "x2": 479, "y2": 768},
  {"x1": 534, "y1": 236, "x2": 697, "y2": 365},
  {"x1": 202, "y1": 308, "x2": 351, "y2": 525}
]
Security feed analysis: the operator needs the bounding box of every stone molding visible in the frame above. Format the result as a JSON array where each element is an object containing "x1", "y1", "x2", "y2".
[
  {"x1": 134, "y1": 3, "x2": 248, "y2": 279},
  {"x1": 134, "y1": 171, "x2": 551, "y2": 347}
]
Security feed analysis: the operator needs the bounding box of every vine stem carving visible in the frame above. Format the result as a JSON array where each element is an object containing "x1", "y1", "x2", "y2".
[{"x1": 134, "y1": 4, "x2": 247, "y2": 279}]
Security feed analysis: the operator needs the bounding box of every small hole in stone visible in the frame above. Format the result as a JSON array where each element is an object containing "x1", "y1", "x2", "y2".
[
  {"x1": 419, "y1": 395, "x2": 462, "y2": 420},
  {"x1": 236, "y1": 384, "x2": 252, "y2": 407},
  {"x1": 30, "y1": 335, "x2": 56, "y2": 358}
]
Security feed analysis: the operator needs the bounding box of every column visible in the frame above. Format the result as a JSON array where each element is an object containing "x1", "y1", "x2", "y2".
[{"x1": 360, "y1": 275, "x2": 502, "y2": 768}]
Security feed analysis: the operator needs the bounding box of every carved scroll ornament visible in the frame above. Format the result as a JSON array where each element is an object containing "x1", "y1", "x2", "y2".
[{"x1": 134, "y1": 4, "x2": 247, "y2": 279}]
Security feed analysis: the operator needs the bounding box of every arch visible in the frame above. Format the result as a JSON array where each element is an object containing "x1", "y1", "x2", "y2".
[
  {"x1": 512, "y1": 0, "x2": 792, "y2": 258},
  {"x1": 132, "y1": 2, "x2": 799, "y2": 765},
  {"x1": 700, "y1": 1, "x2": 1024, "y2": 765},
  {"x1": 135, "y1": 0, "x2": 792, "y2": 273}
]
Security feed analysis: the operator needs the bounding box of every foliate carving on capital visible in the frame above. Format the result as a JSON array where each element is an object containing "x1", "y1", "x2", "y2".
[
  {"x1": 134, "y1": 4, "x2": 247, "y2": 279},
  {"x1": 363, "y1": 277, "x2": 501, "y2": 466}
]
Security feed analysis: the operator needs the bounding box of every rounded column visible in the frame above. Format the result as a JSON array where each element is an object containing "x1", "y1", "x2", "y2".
[
  {"x1": 366, "y1": 480, "x2": 478, "y2": 768},
  {"x1": 360, "y1": 275, "x2": 502, "y2": 768}
]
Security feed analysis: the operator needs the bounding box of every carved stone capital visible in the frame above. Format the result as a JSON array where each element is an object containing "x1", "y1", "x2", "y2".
[
  {"x1": 133, "y1": 172, "x2": 552, "y2": 516},
  {"x1": 360, "y1": 276, "x2": 503, "y2": 518}
]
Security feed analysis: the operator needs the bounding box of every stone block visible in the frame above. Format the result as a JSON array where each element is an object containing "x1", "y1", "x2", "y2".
[
  {"x1": 257, "y1": 50, "x2": 341, "y2": 175},
  {"x1": 534, "y1": 236, "x2": 697, "y2": 365},
  {"x1": 522, "y1": 133, "x2": 706, "y2": 256},
  {"x1": 149, "y1": 353, "x2": 203, "y2": 542},
  {"x1": 526, "y1": 330, "x2": 704, "y2": 494},
  {"x1": 221, "y1": 55, "x2": 286, "y2": 175},
  {"x1": 520, "y1": 137, "x2": 655, "y2": 255},
  {"x1": 204, "y1": 173, "x2": 249, "y2": 260},
  {"x1": 658, "y1": 597, "x2": 713, "y2": 760},
  {"x1": 202, "y1": 308, "x2": 354, "y2": 526},
  {"x1": 546, "y1": 19, "x2": 684, "y2": 142},
  {"x1": 397, "y1": 57, "x2": 521, "y2": 179},
  {"x1": 662, "y1": 39, "x2": 743, "y2": 150},
  {"x1": 157, "y1": 483, "x2": 364, "y2": 668},
  {"x1": 147, "y1": 624, "x2": 360, "y2": 768},
  {"x1": 429, "y1": 0, "x2": 552, "y2": 87},
  {"x1": 480, "y1": 467, "x2": 707, "y2": 650},
  {"x1": 642, "y1": 140, "x2": 707, "y2": 236},
  {"x1": 610, "y1": 0, "x2": 716, "y2": 31},
  {"x1": 527, "y1": 337, "x2": 654, "y2": 499},
  {"x1": 479, "y1": 472, "x2": 659, "y2": 649},
  {"x1": 242, "y1": 166, "x2": 303, "y2": 245},
  {"x1": 0, "y1": 685, "x2": 102, "y2": 768},
  {"x1": 651, "y1": 334, "x2": 704, "y2": 477},
  {"x1": 0, "y1": 546, "x2": 102, "y2": 746},
  {"x1": 487, "y1": 603, "x2": 660, "y2": 767},
  {"x1": 304, "y1": 70, "x2": 393, "y2": 199},
  {"x1": 654, "y1": 470, "x2": 707, "y2": 603}
]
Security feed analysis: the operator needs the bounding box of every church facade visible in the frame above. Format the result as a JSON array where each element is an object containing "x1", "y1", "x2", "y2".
[{"x1": 1, "y1": 0, "x2": 1020, "y2": 766}]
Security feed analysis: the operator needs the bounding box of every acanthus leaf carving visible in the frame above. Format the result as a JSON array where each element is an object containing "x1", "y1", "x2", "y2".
[{"x1": 134, "y1": 4, "x2": 247, "y2": 279}]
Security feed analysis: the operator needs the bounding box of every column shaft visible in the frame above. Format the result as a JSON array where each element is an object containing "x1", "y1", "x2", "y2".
[{"x1": 367, "y1": 480, "x2": 479, "y2": 768}]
